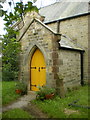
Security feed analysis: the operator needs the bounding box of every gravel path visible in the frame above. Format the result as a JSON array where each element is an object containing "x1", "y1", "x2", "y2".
[
  {"x1": 2, "y1": 91, "x2": 36, "y2": 112},
  {"x1": 2, "y1": 91, "x2": 48, "y2": 118}
]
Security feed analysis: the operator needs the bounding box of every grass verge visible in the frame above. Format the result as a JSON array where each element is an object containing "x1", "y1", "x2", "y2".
[
  {"x1": 33, "y1": 85, "x2": 89, "y2": 118},
  {"x1": 2, "y1": 81, "x2": 21, "y2": 105},
  {"x1": 2, "y1": 108, "x2": 33, "y2": 118}
]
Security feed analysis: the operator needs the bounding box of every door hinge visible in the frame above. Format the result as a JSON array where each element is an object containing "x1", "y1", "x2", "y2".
[
  {"x1": 31, "y1": 67, "x2": 36, "y2": 69},
  {"x1": 31, "y1": 84, "x2": 37, "y2": 87}
]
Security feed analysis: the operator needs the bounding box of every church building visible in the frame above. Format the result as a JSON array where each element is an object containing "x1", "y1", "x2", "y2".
[{"x1": 14, "y1": 1, "x2": 90, "y2": 94}]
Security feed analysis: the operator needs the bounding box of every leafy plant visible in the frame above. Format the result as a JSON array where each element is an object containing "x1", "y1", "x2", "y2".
[
  {"x1": 36, "y1": 86, "x2": 56, "y2": 100},
  {"x1": 2, "y1": 34, "x2": 20, "y2": 81},
  {"x1": 2, "y1": 64, "x2": 18, "y2": 81},
  {"x1": 2, "y1": 1, "x2": 38, "y2": 26},
  {"x1": 15, "y1": 82, "x2": 27, "y2": 95}
]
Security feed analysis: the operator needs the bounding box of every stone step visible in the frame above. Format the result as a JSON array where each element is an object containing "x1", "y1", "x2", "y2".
[{"x1": 27, "y1": 91, "x2": 36, "y2": 95}]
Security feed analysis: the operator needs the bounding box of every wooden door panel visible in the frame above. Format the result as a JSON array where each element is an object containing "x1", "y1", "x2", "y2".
[{"x1": 30, "y1": 49, "x2": 46, "y2": 91}]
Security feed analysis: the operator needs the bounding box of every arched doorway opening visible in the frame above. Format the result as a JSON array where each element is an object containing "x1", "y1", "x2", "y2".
[{"x1": 30, "y1": 48, "x2": 46, "y2": 91}]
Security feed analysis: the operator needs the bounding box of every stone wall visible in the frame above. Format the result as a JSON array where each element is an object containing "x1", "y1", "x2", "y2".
[
  {"x1": 47, "y1": 22, "x2": 57, "y2": 33},
  {"x1": 58, "y1": 49, "x2": 81, "y2": 92},
  {"x1": 46, "y1": 15, "x2": 88, "y2": 82}
]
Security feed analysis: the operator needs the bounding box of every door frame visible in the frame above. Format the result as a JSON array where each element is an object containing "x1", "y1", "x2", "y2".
[
  {"x1": 28, "y1": 45, "x2": 48, "y2": 91},
  {"x1": 30, "y1": 48, "x2": 46, "y2": 91}
]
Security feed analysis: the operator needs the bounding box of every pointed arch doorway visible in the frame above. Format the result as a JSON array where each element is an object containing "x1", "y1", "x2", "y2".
[{"x1": 30, "y1": 48, "x2": 46, "y2": 91}]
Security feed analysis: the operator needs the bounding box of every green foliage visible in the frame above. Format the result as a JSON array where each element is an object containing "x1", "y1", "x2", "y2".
[
  {"x1": 2, "y1": 33, "x2": 20, "y2": 81},
  {"x1": 2, "y1": 1, "x2": 38, "y2": 26},
  {"x1": 2, "y1": 81, "x2": 21, "y2": 105},
  {"x1": 2, "y1": 64, "x2": 18, "y2": 81},
  {"x1": 24, "y1": 2, "x2": 38, "y2": 13},
  {"x1": 15, "y1": 82, "x2": 27, "y2": 95},
  {"x1": 34, "y1": 85, "x2": 89, "y2": 118},
  {"x1": 2, "y1": 30, "x2": 20, "y2": 81},
  {"x1": 2, "y1": 108, "x2": 33, "y2": 118},
  {"x1": 36, "y1": 86, "x2": 55, "y2": 100},
  {"x1": 2, "y1": 1, "x2": 38, "y2": 81}
]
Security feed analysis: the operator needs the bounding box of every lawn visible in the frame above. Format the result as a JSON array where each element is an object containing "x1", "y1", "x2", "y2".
[
  {"x1": 2, "y1": 81, "x2": 89, "y2": 118},
  {"x1": 33, "y1": 85, "x2": 89, "y2": 118},
  {"x1": 2, "y1": 81, "x2": 21, "y2": 105},
  {"x1": 2, "y1": 81, "x2": 33, "y2": 119},
  {"x1": 2, "y1": 108, "x2": 33, "y2": 118}
]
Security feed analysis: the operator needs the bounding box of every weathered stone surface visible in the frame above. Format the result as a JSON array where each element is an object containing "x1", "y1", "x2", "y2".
[
  {"x1": 47, "y1": 15, "x2": 88, "y2": 82},
  {"x1": 58, "y1": 50, "x2": 81, "y2": 91}
]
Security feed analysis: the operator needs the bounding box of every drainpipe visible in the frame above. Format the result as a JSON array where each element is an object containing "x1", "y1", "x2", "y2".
[
  {"x1": 80, "y1": 51, "x2": 84, "y2": 86},
  {"x1": 57, "y1": 21, "x2": 60, "y2": 33}
]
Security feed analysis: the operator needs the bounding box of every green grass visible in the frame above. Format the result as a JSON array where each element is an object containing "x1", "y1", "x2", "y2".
[
  {"x1": 2, "y1": 82, "x2": 33, "y2": 119},
  {"x1": 33, "y1": 85, "x2": 89, "y2": 118},
  {"x1": 2, "y1": 108, "x2": 33, "y2": 118},
  {"x1": 0, "y1": 113, "x2": 2, "y2": 119},
  {"x1": 2, "y1": 81, "x2": 21, "y2": 105}
]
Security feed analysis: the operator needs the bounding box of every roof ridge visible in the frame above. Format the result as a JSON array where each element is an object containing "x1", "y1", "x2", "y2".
[
  {"x1": 18, "y1": 18, "x2": 61, "y2": 41},
  {"x1": 39, "y1": 1, "x2": 89, "y2": 23},
  {"x1": 39, "y1": 2, "x2": 61, "y2": 10}
]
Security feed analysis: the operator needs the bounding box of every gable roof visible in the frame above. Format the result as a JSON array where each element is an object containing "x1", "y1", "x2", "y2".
[
  {"x1": 17, "y1": 18, "x2": 61, "y2": 41},
  {"x1": 39, "y1": 0, "x2": 90, "y2": 23}
]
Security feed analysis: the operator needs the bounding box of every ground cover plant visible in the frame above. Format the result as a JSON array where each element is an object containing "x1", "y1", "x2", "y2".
[
  {"x1": 2, "y1": 81, "x2": 21, "y2": 105},
  {"x1": 33, "y1": 85, "x2": 89, "y2": 118},
  {"x1": 2, "y1": 108, "x2": 33, "y2": 118}
]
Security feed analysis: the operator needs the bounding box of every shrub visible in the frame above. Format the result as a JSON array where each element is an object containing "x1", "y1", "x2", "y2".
[
  {"x1": 15, "y1": 82, "x2": 27, "y2": 95},
  {"x1": 36, "y1": 86, "x2": 56, "y2": 100},
  {"x1": 2, "y1": 64, "x2": 18, "y2": 81}
]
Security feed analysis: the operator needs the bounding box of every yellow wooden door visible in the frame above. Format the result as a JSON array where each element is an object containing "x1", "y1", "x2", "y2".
[{"x1": 30, "y1": 49, "x2": 46, "y2": 91}]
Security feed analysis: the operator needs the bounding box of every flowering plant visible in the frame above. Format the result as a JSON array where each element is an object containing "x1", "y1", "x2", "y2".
[
  {"x1": 36, "y1": 86, "x2": 55, "y2": 100},
  {"x1": 15, "y1": 82, "x2": 27, "y2": 95}
]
